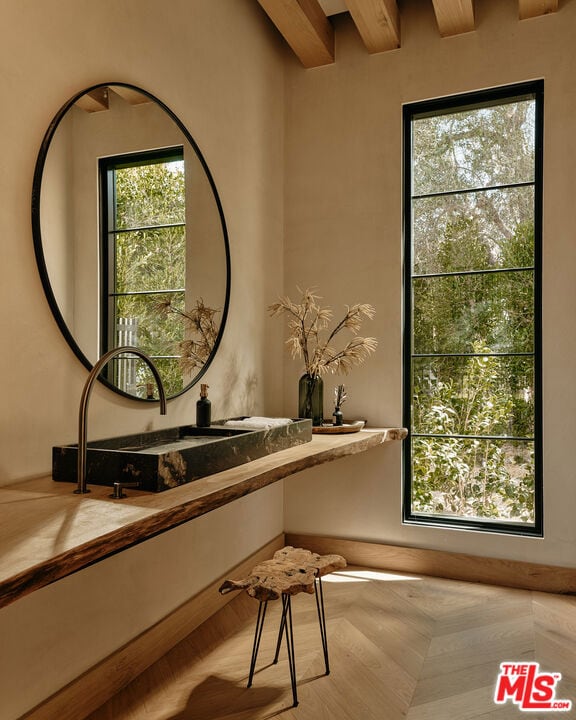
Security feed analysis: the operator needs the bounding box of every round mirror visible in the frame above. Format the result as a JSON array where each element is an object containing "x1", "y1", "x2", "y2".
[{"x1": 32, "y1": 83, "x2": 230, "y2": 400}]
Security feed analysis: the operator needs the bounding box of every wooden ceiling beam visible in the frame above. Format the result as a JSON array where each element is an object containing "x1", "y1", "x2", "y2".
[
  {"x1": 518, "y1": 0, "x2": 558, "y2": 20},
  {"x1": 110, "y1": 86, "x2": 151, "y2": 106},
  {"x1": 256, "y1": 0, "x2": 335, "y2": 68},
  {"x1": 344, "y1": 0, "x2": 400, "y2": 53},
  {"x1": 431, "y1": 0, "x2": 475, "y2": 37},
  {"x1": 74, "y1": 87, "x2": 109, "y2": 113}
]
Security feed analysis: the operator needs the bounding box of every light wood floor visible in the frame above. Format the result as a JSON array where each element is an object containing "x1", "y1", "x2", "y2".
[{"x1": 87, "y1": 567, "x2": 576, "y2": 719}]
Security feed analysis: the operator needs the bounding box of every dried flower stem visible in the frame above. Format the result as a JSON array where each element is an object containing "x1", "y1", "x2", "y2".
[
  {"x1": 156, "y1": 297, "x2": 220, "y2": 373},
  {"x1": 334, "y1": 384, "x2": 347, "y2": 408},
  {"x1": 269, "y1": 287, "x2": 377, "y2": 377}
]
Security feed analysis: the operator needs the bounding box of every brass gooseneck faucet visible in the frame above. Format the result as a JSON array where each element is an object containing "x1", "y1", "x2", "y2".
[{"x1": 75, "y1": 346, "x2": 167, "y2": 494}]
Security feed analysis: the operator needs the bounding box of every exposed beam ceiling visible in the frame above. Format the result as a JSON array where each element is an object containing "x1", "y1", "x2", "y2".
[
  {"x1": 74, "y1": 87, "x2": 109, "y2": 113},
  {"x1": 344, "y1": 0, "x2": 400, "y2": 53},
  {"x1": 74, "y1": 86, "x2": 152, "y2": 114},
  {"x1": 318, "y1": 0, "x2": 348, "y2": 14},
  {"x1": 256, "y1": 0, "x2": 335, "y2": 68},
  {"x1": 111, "y1": 86, "x2": 151, "y2": 106},
  {"x1": 518, "y1": 0, "x2": 558, "y2": 20},
  {"x1": 256, "y1": 0, "x2": 560, "y2": 68},
  {"x1": 431, "y1": 0, "x2": 475, "y2": 37}
]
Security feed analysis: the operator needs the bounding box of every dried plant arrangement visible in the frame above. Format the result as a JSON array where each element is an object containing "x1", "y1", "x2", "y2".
[
  {"x1": 156, "y1": 297, "x2": 220, "y2": 373},
  {"x1": 268, "y1": 287, "x2": 378, "y2": 377}
]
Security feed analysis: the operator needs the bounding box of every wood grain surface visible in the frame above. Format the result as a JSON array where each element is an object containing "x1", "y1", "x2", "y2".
[{"x1": 0, "y1": 428, "x2": 404, "y2": 608}]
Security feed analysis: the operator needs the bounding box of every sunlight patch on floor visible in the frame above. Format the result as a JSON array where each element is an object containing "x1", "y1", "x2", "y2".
[{"x1": 326, "y1": 569, "x2": 421, "y2": 583}]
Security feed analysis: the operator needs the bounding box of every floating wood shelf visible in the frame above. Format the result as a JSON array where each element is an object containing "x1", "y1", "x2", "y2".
[{"x1": 0, "y1": 427, "x2": 406, "y2": 609}]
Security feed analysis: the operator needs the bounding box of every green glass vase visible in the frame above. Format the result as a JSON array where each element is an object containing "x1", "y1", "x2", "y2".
[{"x1": 298, "y1": 373, "x2": 323, "y2": 426}]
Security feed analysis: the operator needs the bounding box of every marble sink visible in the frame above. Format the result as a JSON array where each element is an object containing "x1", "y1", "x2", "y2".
[{"x1": 52, "y1": 419, "x2": 312, "y2": 492}]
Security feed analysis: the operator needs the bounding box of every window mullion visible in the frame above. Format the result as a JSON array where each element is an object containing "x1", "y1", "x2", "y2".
[{"x1": 404, "y1": 81, "x2": 542, "y2": 535}]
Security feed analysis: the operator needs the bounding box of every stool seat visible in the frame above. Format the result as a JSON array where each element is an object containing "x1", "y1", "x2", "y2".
[
  {"x1": 219, "y1": 546, "x2": 346, "y2": 707},
  {"x1": 219, "y1": 545, "x2": 346, "y2": 601}
]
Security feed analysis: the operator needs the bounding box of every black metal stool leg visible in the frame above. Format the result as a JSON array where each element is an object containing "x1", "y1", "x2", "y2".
[
  {"x1": 246, "y1": 577, "x2": 331, "y2": 707},
  {"x1": 248, "y1": 600, "x2": 268, "y2": 688},
  {"x1": 284, "y1": 594, "x2": 299, "y2": 707},
  {"x1": 271, "y1": 595, "x2": 298, "y2": 706},
  {"x1": 273, "y1": 618, "x2": 285, "y2": 664},
  {"x1": 273, "y1": 593, "x2": 288, "y2": 664},
  {"x1": 314, "y1": 575, "x2": 330, "y2": 675}
]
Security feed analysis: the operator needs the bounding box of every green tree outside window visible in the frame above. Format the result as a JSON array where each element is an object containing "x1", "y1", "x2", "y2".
[{"x1": 404, "y1": 84, "x2": 542, "y2": 532}]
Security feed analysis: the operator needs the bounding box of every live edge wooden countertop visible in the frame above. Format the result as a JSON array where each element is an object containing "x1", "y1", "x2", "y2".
[{"x1": 0, "y1": 427, "x2": 406, "y2": 609}]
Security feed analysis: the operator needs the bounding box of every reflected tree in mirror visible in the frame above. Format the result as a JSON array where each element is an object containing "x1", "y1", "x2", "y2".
[{"x1": 102, "y1": 149, "x2": 189, "y2": 397}]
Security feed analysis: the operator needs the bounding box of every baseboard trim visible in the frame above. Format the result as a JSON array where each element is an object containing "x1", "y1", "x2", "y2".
[
  {"x1": 23, "y1": 532, "x2": 576, "y2": 719},
  {"x1": 285, "y1": 533, "x2": 576, "y2": 594},
  {"x1": 21, "y1": 534, "x2": 285, "y2": 720}
]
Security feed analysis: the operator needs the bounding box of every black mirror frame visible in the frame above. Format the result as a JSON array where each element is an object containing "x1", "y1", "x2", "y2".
[{"x1": 31, "y1": 82, "x2": 231, "y2": 401}]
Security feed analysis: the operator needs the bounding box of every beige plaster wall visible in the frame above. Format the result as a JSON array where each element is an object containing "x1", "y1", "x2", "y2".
[
  {"x1": 0, "y1": 0, "x2": 286, "y2": 483},
  {"x1": 0, "y1": 1, "x2": 286, "y2": 717},
  {"x1": 283, "y1": 0, "x2": 576, "y2": 568}
]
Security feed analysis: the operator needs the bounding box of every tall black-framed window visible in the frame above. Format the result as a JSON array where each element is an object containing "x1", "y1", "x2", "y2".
[
  {"x1": 403, "y1": 81, "x2": 543, "y2": 535},
  {"x1": 100, "y1": 147, "x2": 186, "y2": 396}
]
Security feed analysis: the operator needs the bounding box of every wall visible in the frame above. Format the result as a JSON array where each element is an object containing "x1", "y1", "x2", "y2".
[
  {"x1": 0, "y1": 0, "x2": 286, "y2": 484},
  {"x1": 283, "y1": 0, "x2": 576, "y2": 569},
  {"x1": 0, "y1": 1, "x2": 286, "y2": 717}
]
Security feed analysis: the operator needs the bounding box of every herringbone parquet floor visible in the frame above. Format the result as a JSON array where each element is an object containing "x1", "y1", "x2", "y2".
[{"x1": 87, "y1": 567, "x2": 576, "y2": 719}]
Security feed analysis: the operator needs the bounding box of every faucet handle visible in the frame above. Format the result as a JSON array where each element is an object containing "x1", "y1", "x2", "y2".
[{"x1": 109, "y1": 481, "x2": 140, "y2": 499}]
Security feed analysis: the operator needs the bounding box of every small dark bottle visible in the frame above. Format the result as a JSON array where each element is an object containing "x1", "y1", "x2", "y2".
[{"x1": 196, "y1": 384, "x2": 211, "y2": 427}]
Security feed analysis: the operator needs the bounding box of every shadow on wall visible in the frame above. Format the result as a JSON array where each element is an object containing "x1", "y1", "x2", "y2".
[{"x1": 221, "y1": 355, "x2": 259, "y2": 417}]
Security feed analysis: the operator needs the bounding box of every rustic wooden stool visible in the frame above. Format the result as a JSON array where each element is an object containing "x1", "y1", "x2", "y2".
[{"x1": 219, "y1": 546, "x2": 347, "y2": 707}]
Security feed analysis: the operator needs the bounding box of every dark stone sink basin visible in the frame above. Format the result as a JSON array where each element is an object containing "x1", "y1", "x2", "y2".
[{"x1": 53, "y1": 418, "x2": 312, "y2": 492}]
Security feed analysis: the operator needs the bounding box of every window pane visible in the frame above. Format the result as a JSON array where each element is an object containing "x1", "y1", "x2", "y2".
[
  {"x1": 413, "y1": 187, "x2": 534, "y2": 275},
  {"x1": 139, "y1": 357, "x2": 183, "y2": 397},
  {"x1": 108, "y1": 354, "x2": 183, "y2": 398},
  {"x1": 413, "y1": 270, "x2": 534, "y2": 354},
  {"x1": 115, "y1": 227, "x2": 186, "y2": 293},
  {"x1": 115, "y1": 292, "x2": 185, "y2": 358},
  {"x1": 412, "y1": 355, "x2": 534, "y2": 438},
  {"x1": 411, "y1": 436, "x2": 535, "y2": 524},
  {"x1": 115, "y1": 160, "x2": 185, "y2": 229},
  {"x1": 405, "y1": 84, "x2": 541, "y2": 534},
  {"x1": 413, "y1": 99, "x2": 536, "y2": 196}
]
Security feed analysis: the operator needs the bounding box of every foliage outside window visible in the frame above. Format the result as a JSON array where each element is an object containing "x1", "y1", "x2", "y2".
[
  {"x1": 403, "y1": 82, "x2": 543, "y2": 534},
  {"x1": 100, "y1": 148, "x2": 186, "y2": 397}
]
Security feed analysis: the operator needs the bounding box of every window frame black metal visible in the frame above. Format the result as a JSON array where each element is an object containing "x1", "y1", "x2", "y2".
[
  {"x1": 99, "y1": 146, "x2": 186, "y2": 383},
  {"x1": 401, "y1": 80, "x2": 544, "y2": 537}
]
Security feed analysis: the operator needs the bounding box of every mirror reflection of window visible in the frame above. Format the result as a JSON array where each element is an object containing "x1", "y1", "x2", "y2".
[
  {"x1": 99, "y1": 147, "x2": 187, "y2": 397},
  {"x1": 34, "y1": 83, "x2": 230, "y2": 401}
]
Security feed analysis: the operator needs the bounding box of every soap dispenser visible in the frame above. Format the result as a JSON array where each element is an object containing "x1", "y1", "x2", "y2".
[{"x1": 196, "y1": 384, "x2": 211, "y2": 427}]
